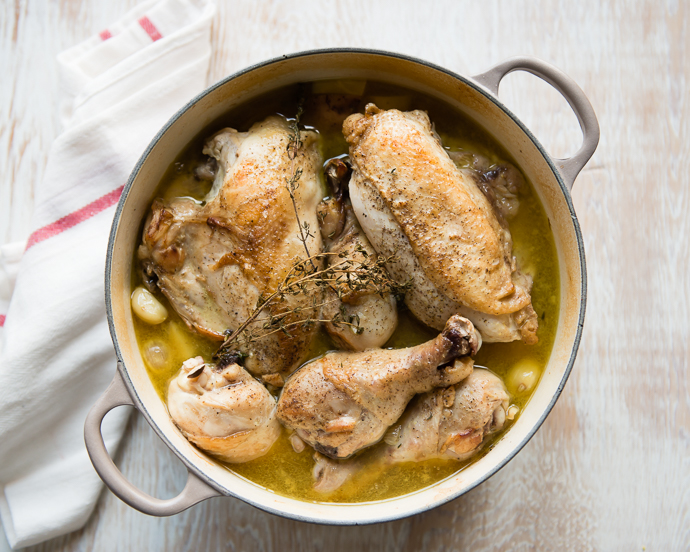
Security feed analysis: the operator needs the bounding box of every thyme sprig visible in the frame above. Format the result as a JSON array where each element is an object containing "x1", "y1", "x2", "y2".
[
  {"x1": 213, "y1": 104, "x2": 409, "y2": 364},
  {"x1": 214, "y1": 246, "x2": 409, "y2": 356},
  {"x1": 285, "y1": 101, "x2": 315, "y2": 270}
]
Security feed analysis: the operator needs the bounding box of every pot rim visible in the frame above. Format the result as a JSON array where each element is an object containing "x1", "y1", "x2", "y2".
[{"x1": 104, "y1": 47, "x2": 587, "y2": 524}]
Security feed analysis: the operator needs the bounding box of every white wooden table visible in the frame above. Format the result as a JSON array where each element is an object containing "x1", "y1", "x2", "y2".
[{"x1": 2, "y1": 1, "x2": 688, "y2": 550}]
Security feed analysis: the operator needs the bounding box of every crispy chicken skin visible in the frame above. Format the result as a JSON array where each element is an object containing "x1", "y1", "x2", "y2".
[
  {"x1": 168, "y1": 357, "x2": 281, "y2": 463},
  {"x1": 139, "y1": 116, "x2": 324, "y2": 380},
  {"x1": 276, "y1": 315, "x2": 481, "y2": 459},
  {"x1": 312, "y1": 368, "x2": 509, "y2": 492},
  {"x1": 344, "y1": 105, "x2": 538, "y2": 344}
]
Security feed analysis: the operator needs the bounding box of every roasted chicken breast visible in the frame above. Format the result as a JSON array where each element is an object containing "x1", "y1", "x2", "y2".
[
  {"x1": 139, "y1": 116, "x2": 324, "y2": 380},
  {"x1": 344, "y1": 105, "x2": 538, "y2": 344}
]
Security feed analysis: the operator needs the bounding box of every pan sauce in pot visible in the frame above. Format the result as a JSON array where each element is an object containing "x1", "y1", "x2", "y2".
[{"x1": 131, "y1": 80, "x2": 559, "y2": 503}]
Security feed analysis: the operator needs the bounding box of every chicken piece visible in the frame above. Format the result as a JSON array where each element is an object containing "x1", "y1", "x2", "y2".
[
  {"x1": 344, "y1": 105, "x2": 538, "y2": 344},
  {"x1": 317, "y1": 159, "x2": 398, "y2": 350},
  {"x1": 276, "y1": 315, "x2": 481, "y2": 459},
  {"x1": 312, "y1": 368, "x2": 509, "y2": 492},
  {"x1": 385, "y1": 368, "x2": 509, "y2": 462},
  {"x1": 344, "y1": 105, "x2": 525, "y2": 315},
  {"x1": 139, "y1": 116, "x2": 324, "y2": 380},
  {"x1": 167, "y1": 356, "x2": 281, "y2": 463}
]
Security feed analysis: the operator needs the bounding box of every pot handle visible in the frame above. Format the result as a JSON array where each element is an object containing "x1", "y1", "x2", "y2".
[
  {"x1": 472, "y1": 57, "x2": 600, "y2": 190},
  {"x1": 84, "y1": 366, "x2": 221, "y2": 516}
]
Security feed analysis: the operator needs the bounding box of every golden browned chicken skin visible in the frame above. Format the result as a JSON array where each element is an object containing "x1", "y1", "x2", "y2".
[
  {"x1": 344, "y1": 105, "x2": 538, "y2": 344},
  {"x1": 138, "y1": 116, "x2": 324, "y2": 381},
  {"x1": 276, "y1": 315, "x2": 481, "y2": 459}
]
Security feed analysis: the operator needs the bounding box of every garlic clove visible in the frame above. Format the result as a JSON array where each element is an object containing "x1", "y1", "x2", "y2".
[
  {"x1": 506, "y1": 359, "x2": 540, "y2": 396},
  {"x1": 131, "y1": 286, "x2": 168, "y2": 325}
]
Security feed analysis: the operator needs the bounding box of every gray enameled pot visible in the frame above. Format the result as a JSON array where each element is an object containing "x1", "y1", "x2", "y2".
[{"x1": 85, "y1": 49, "x2": 599, "y2": 523}]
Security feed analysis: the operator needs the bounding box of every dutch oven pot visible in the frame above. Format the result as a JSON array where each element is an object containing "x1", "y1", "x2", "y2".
[{"x1": 85, "y1": 49, "x2": 599, "y2": 522}]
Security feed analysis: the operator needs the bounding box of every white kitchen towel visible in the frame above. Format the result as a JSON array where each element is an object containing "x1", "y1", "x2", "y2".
[
  {"x1": 0, "y1": 243, "x2": 24, "y2": 342},
  {"x1": 0, "y1": 0, "x2": 215, "y2": 547}
]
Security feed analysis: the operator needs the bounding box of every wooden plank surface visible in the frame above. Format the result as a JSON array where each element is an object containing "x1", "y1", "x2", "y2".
[{"x1": 1, "y1": 0, "x2": 688, "y2": 550}]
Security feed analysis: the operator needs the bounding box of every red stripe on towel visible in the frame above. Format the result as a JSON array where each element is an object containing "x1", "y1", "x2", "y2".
[
  {"x1": 26, "y1": 185, "x2": 124, "y2": 251},
  {"x1": 138, "y1": 16, "x2": 162, "y2": 42},
  {"x1": 0, "y1": 315, "x2": 5, "y2": 327},
  {"x1": 99, "y1": 29, "x2": 113, "y2": 41}
]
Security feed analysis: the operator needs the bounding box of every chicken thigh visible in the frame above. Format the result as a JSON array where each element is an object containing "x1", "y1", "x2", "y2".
[
  {"x1": 312, "y1": 368, "x2": 509, "y2": 492},
  {"x1": 317, "y1": 158, "x2": 398, "y2": 351},
  {"x1": 277, "y1": 315, "x2": 481, "y2": 459},
  {"x1": 139, "y1": 116, "x2": 324, "y2": 381},
  {"x1": 168, "y1": 356, "x2": 281, "y2": 463},
  {"x1": 385, "y1": 368, "x2": 509, "y2": 462},
  {"x1": 344, "y1": 105, "x2": 538, "y2": 344}
]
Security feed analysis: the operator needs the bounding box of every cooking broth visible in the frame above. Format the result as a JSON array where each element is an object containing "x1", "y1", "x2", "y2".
[{"x1": 131, "y1": 80, "x2": 560, "y2": 503}]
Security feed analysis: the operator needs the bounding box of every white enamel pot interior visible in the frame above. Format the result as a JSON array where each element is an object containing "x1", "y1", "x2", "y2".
[{"x1": 85, "y1": 49, "x2": 599, "y2": 523}]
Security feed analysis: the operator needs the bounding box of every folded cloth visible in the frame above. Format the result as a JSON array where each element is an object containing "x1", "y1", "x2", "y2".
[
  {"x1": 0, "y1": 243, "x2": 24, "y2": 334},
  {"x1": 0, "y1": 1, "x2": 215, "y2": 547}
]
